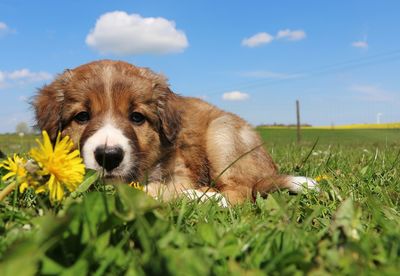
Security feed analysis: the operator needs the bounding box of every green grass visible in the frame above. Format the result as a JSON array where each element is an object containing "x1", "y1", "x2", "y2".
[{"x1": 1, "y1": 129, "x2": 400, "y2": 275}]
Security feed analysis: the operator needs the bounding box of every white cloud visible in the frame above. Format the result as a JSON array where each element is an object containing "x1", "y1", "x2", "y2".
[
  {"x1": 222, "y1": 91, "x2": 249, "y2": 101},
  {"x1": 7, "y1": 69, "x2": 52, "y2": 81},
  {"x1": 241, "y1": 32, "x2": 274, "y2": 47},
  {"x1": 0, "y1": 22, "x2": 7, "y2": 31},
  {"x1": 351, "y1": 41, "x2": 368, "y2": 49},
  {"x1": 18, "y1": 95, "x2": 29, "y2": 102},
  {"x1": 276, "y1": 29, "x2": 306, "y2": 41},
  {"x1": 0, "y1": 22, "x2": 11, "y2": 36},
  {"x1": 0, "y1": 69, "x2": 52, "y2": 89},
  {"x1": 0, "y1": 71, "x2": 5, "y2": 88},
  {"x1": 86, "y1": 11, "x2": 189, "y2": 55},
  {"x1": 349, "y1": 84, "x2": 392, "y2": 102},
  {"x1": 242, "y1": 29, "x2": 306, "y2": 48}
]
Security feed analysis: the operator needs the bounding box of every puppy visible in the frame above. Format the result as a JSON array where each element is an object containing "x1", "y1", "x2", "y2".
[{"x1": 34, "y1": 60, "x2": 316, "y2": 205}]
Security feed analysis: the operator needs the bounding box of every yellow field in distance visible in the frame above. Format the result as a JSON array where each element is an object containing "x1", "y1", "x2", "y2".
[{"x1": 260, "y1": 122, "x2": 400, "y2": 129}]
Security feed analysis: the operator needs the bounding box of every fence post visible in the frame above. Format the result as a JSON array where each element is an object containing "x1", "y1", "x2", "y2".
[{"x1": 296, "y1": 100, "x2": 301, "y2": 143}]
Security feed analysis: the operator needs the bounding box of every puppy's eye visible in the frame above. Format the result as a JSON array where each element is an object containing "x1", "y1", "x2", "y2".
[
  {"x1": 130, "y1": 112, "x2": 145, "y2": 125},
  {"x1": 74, "y1": 112, "x2": 90, "y2": 124}
]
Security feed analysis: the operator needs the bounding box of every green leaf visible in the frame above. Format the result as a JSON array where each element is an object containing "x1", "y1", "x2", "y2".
[
  {"x1": 60, "y1": 259, "x2": 88, "y2": 276},
  {"x1": 32, "y1": 214, "x2": 71, "y2": 244},
  {"x1": 227, "y1": 260, "x2": 264, "y2": 276},
  {"x1": 114, "y1": 185, "x2": 159, "y2": 221},
  {"x1": 94, "y1": 231, "x2": 111, "y2": 256},
  {"x1": 264, "y1": 194, "x2": 281, "y2": 215},
  {"x1": 79, "y1": 192, "x2": 115, "y2": 242},
  {"x1": 0, "y1": 240, "x2": 39, "y2": 276},
  {"x1": 360, "y1": 165, "x2": 369, "y2": 175},
  {"x1": 219, "y1": 233, "x2": 241, "y2": 258},
  {"x1": 197, "y1": 223, "x2": 218, "y2": 246},
  {"x1": 332, "y1": 198, "x2": 362, "y2": 240},
  {"x1": 158, "y1": 230, "x2": 188, "y2": 249},
  {"x1": 40, "y1": 256, "x2": 65, "y2": 275},
  {"x1": 163, "y1": 248, "x2": 212, "y2": 276},
  {"x1": 74, "y1": 170, "x2": 100, "y2": 194}
]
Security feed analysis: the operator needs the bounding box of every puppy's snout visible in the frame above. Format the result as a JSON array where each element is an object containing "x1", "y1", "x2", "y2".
[{"x1": 94, "y1": 146, "x2": 124, "y2": 171}]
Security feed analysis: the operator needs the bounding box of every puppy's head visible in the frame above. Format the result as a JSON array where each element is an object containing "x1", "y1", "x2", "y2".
[{"x1": 33, "y1": 60, "x2": 181, "y2": 181}]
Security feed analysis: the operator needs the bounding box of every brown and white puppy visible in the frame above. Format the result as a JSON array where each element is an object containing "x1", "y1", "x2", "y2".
[{"x1": 33, "y1": 60, "x2": 316, "y2": 205}]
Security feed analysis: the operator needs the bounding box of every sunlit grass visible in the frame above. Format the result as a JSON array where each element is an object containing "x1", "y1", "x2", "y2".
[{"x1": 0, "y1": 129, "x2": 400, "y2": 274}]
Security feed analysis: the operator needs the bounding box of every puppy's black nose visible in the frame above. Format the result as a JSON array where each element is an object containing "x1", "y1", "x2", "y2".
[{"x1": 94, "y1": 146, "x2": 124, "y2": 171}]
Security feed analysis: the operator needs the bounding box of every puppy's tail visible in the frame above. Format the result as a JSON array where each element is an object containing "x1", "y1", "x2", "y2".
[{"x1": 252, "y1": 175, "x2": 318, "y2": 199}]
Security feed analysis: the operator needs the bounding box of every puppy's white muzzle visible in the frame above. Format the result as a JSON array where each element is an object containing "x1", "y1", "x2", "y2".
[{"x1": 82, "y1": 124, "x2": 133, "y2": 177}]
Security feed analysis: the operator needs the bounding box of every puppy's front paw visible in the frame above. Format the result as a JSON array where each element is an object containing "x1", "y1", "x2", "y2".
[
  {"x1": 287, "y1": 176, "x2": 319, "y2": 193},
  {"x1": 182, "y1": 189, "x2": 229, "y2": 207}
]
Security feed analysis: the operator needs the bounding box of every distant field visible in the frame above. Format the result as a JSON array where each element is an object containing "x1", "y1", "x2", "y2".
[
  {"x1": 0, "y1": 134, "x2": 37, "y2": 155},
  {"x1": 257, "y1": 128, "x2": 400, "y2": 147},
  {"x1": 309, "y1": 122, "x2": 400, "y2": 129},
  {"x1": 262, "y1": 122, "x2": 400, "y2": 130}
]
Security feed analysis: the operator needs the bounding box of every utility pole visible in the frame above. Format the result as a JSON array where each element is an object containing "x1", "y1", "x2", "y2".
[
  {"x1": 296, "y1": 100, "x2": 301, "y2": 143},
  {"x1": 377, "y1": 113, "x2": 382, "y2": 124}
]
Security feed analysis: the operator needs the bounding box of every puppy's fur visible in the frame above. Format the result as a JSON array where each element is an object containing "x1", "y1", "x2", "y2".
[{"x1": 34, "y1": 60, "x2": 316, "y2": 205}]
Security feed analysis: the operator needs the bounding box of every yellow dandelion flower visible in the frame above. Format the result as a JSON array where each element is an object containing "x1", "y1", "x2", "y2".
[
  {"x1": 29, "y1": 131, "x2": 85, "y2": 202},
  {"x1": 128, "y1": 181, "x2": 144, "y2": 191},
  {"x1": 0, "y1": 154, "x2": 37, "y2": 193},
  {"x1": 315, "y1": 175, "x2": 329, "y2": 182}
]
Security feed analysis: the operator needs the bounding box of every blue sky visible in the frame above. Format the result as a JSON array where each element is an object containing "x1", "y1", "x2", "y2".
[{"x1": 1, "y1": 0, "x2": 400, "y2": 133}]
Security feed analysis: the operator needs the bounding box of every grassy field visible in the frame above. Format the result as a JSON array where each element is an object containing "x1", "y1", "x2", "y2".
[
  {"x1": 1, "y1": 129, "x2": 400, "y2": 275},
  {"x1": 0, "y1": 134, "x2": 38, "y2": 155},
  {"x1": 258, "y1": 128, "x2": 400, "y2": 147}
]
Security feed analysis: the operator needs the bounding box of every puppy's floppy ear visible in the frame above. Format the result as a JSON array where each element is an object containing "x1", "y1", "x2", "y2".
[
  {"x1": 32, "y1": 70, "x2": 71, "y2": 141},
  {"x1": 153, "y1": 84, "x2": 181, "y2": 145}
]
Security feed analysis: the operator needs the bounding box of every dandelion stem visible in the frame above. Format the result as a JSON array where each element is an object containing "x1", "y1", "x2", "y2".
[{"x1": 0, "y1": 183, "x2": 17, "y2": 201}]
